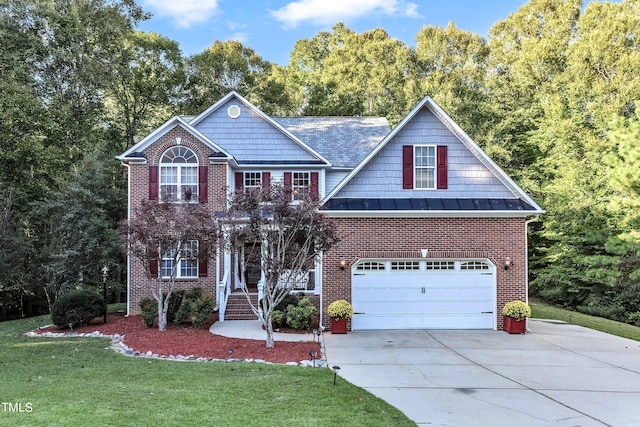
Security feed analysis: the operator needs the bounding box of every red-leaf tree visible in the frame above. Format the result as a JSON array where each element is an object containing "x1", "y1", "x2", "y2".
[
  {"x1": 221, "y1": 184, "x2": 339, "y2": 348},
  {"x1": 121, "y1": 200, "x2": 217, "y2": 331}
]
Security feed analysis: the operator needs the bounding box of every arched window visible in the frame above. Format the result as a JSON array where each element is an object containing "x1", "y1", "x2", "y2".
[{"x1": 160, "y1": 146, "x2": 198, "y2": 202}]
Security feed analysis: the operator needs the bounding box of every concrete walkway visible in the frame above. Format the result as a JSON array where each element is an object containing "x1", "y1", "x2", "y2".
[
  {"x1": 322, "y1": 320, "x2": 640, "y2": 426},
  {"x1": 210, "y1": 320, "x2": 317, "y2": 342}
]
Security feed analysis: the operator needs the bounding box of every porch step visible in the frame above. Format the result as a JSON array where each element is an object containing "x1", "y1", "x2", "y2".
[{"x1": 223, "y1": 293, "x2": 259, "y2": 320}]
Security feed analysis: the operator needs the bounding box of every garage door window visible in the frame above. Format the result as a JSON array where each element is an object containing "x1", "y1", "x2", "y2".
[
  {"x1": 391, "y1": 261, "x2": 420, "y2": 270},
  {"x1": 426, "y1": 261, "x2": 455, "y2": 270},
  {"x1": 356, "y1": 261, "x2": 385, "y2": 271},
  {"x1": 460, "y1": 261, "x2": 490, "y2": 270}
]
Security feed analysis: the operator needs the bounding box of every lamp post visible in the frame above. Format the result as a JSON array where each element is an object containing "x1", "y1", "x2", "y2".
[{"x1": 102, "y1": 265, "x2": 109, "y2": 324}]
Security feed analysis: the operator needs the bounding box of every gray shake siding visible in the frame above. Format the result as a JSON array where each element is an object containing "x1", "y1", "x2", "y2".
[
  {"x1": 194, "y1": 99, "x2": 321, "y2": 162},
  {"x1": 335, "y1": 108, "x2": 516, "y2": 199}
]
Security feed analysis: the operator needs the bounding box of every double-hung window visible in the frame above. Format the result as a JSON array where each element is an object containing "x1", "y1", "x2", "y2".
[
  {"x1": 414, "y1": 145, "x2": 436, "y2": 190},
  {"x1": 244, "y1": 172, "x2": 262, "y2": 191},
  {"x1": 161, "y1": 241, "x2": 198, "y2": 279},
  {"x1": 160, "y1": 147, "x2": 198, "y2": 202},
  {"x1": 292, "y1": 172, "x2": 310, "y2": 200}
]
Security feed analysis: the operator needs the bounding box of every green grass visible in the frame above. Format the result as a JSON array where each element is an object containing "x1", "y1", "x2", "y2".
[
  {"x1": 0, "y1": 310, "x2": 415, "y2": 427},
  {"x1": 530, "y1": 298, "x2": 640, "y2": 341}
]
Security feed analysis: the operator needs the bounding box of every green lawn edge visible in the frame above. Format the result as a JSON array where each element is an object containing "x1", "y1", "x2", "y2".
[{"x1": 530, "y1": 297, "x2": 640, "y2": 341}]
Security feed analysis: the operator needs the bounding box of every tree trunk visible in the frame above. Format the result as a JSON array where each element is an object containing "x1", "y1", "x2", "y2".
[
  {"x1": 157, "y1": 298, "x2": 167, "y2": 331},
  {"x1": 264, "y1": 320, "x2": 275, "y2": 349}
]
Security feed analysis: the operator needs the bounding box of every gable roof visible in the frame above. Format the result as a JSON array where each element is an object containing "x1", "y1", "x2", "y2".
[
  {"x1": 323, "y1": 96, "x2": 544, "y2": 215},
  {"x1": 190, "y1": 91, "x2": 332, "y2": 167},
  {"x1": 117, "y1": 116, "x2": 232, "y2": 162},
  {"x1": 273, "y1": 117, "x2": 389, "y2": 168}
]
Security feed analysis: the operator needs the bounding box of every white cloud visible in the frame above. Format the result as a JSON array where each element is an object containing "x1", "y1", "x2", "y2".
[
  {"x1": 270, "y1": 0, "x2": 421, "y2": 28},
  {"x1": 225, "y1": 32, "x2": 249, "y2": 44},
  {"x1": 226, "y1": 20, "x2": 248, "y2": 31},
  {"x1": 142, "y1": 0, "x2": 221, "y2": 28}
]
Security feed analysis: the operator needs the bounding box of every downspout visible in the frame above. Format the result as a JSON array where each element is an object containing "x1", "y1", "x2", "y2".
[{"x1": 121, "y1": 161, "x2": 132, "y2": 317}]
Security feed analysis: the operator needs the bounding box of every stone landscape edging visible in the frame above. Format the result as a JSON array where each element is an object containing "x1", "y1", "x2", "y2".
[{"x1": 25, "y1": 327, "x2": 328, "y2": 368}]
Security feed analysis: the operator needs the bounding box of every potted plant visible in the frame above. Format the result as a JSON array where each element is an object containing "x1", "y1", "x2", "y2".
[
  {"x1": 502, "y1": 300, "x2": 531, "y2": 334},
  {"x1": 327, "y1": 299, "x2": 353, "y2": 334}
]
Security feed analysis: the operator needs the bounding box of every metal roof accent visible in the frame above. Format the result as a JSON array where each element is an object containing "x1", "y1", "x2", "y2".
[{"x1": 323, "y1": 198, "x2": 536, "y2": 211}]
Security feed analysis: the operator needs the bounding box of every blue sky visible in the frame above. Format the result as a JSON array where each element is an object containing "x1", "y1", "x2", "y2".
[{"x1": 136, "y1": 1, "x2": 555, "y2": 65}]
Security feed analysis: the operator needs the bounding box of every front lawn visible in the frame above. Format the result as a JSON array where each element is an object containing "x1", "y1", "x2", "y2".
[{"x1": 0, "y1": 314, "x2": 415, "y2": 427}]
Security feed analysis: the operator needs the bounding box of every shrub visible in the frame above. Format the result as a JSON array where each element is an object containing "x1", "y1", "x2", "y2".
[
  {"x1": 164, "y1": 290, "x2": 185, "y2": 324},
  {"x1": 139, "y1": 297, "x2": 158, "y2": 327},
  {"x1": 286, "y1": 298, "x2": 317, "y2": 330},
  {"x1": 274, "y1": 293, "x2": 300, "y2": 312},
  {"x1": 174, "y1": 296, "x2": 192, "y2": 324},
  {"x1": 191, "y1": 295, "x2": 214, "y2": 329},
  {"x1": 51, "y1": 289, "x2": 106, "y2": 328},
  {"x1": 327, "y1": 299, "x2": 353, "y2": 319},
  {"x1": 502, "y1": 300, "x2": 531, "y2": 320},
  {"x1": 272, "y1": 310, "x2": 286, "y2": 328}
]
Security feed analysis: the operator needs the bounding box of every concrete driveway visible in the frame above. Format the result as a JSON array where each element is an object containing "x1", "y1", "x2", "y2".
[{"x1": 323, "y1": 320, "x2": 640, "y2": 426}]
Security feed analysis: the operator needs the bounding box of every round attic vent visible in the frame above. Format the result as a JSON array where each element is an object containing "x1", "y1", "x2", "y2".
[{"x1": 227, "y1": 105, "x2": 241, "y2": 119}]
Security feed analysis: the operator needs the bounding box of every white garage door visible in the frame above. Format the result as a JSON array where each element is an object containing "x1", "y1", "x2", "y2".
[{"x1": 351, "y1": 259, "x2": 495, "y2": 330}]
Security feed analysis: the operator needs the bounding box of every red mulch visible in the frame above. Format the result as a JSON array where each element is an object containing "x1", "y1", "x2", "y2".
[{"x1": 34, "y1": 312, "x2": 321, "y2": 365}]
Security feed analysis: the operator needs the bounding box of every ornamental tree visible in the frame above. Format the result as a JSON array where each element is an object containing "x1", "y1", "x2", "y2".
[
  {"x1": 221, "y1": 184, "x2": 338, "y2": 348},
  {"x1": 122, "y1": 200, "x2": 217, "y2": 331}
]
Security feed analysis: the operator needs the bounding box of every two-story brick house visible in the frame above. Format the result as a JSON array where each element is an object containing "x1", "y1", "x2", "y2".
[{"x1": 118, "y1": 91, "x2": 543, "y2": 331}]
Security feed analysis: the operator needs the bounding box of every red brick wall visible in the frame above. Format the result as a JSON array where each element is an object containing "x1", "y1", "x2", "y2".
[
  {"x1": 321, "y1": 216, "x2": 528, "y2": 330},
  {"x1": 126, "y1": 125, "x2": 227, "y2": 314}
]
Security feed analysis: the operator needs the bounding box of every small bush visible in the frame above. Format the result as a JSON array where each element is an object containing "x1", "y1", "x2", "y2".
[
  {"x1": 327, "y1": 299, "x2": 353, "y2": 319},
  {"x1": 139, "y1": 297, "x2": 158, "y2": 327},
  {"x1": 272, "y1": 310, "x2": 286, "y2": 328},
  {"x1": 286, "y1": 298, "x2": 317, "y2": 330},
  {"x1": 174, "y1": 296, "x2": 192, "y2": 324},
  {"x1": 274, "y1": 293, "x2": 300, "y2": 312},
  {"x1": 191, "y1": 295, "x2": 214, "y2": 329},
  {"x1": 51, "y1": 289, "x2": 106, "y2": 328},
  {"x1": 164, "y1": 290, "x2": 185, "y2": 324}
]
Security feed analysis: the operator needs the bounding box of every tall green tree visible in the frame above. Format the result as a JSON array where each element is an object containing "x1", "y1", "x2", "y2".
[
  {"x1": 183, "y1": 40, "x2": 282, "y2": 114},
  {"x1": 32, "y1": 157, "x2": 125, "y2": 310},
  {"x1": 407, "y1": 22, "x2": 490, "y2": 141},
  {"x1": 107, "y1": 31, "x2": 185, "y2": 150},
  {"x1": 484, "y1": 0, "x2": 581, "y2": 185},
  {"x1": 281, "y1": 23, "x2": 410, "y2": 121}
]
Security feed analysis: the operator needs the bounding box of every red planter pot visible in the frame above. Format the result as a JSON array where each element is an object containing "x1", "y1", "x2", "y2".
[
  {"x1": 331, "y1": 318, "x2": 348, "y2": 334},
  {"x1": 503, "y1": 316, "x2": 526, "y2": 334}
]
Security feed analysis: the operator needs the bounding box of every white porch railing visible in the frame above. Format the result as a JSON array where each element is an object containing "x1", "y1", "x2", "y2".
[
  {"x1": 277, "y1": 269, "x2": 313, "y2": 292},
  {"x1": 217, "y1": 270, "x2": 230, "y2": 322}
]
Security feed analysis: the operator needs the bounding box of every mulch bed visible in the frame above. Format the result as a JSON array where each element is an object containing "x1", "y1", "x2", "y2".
[{"x1": 34, "y1": 312, "x2": 321, "y2": 365}]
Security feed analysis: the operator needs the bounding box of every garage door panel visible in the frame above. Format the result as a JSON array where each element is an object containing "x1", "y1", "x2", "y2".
[
  {"x1": 356, "y1": 299, "x2": 422, "y2": 316},
  {"x1": 353, "y1": 314, "x2": 423, "y2": 330},
  {"x1": 352, "y1": 259, "x2": 495, "y2": 330}
]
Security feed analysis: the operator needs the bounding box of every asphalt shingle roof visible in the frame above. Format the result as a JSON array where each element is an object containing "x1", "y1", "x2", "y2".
[{"x1": 273, "y1": 117, "x2": 390, "y2": 168}]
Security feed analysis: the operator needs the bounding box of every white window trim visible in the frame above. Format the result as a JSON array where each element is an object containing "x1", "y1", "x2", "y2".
[
  {"x1": 414, "y1": 145, "x2": 436, "y2": 190},
  {"x1": 244, "y1": 171, "x2": 263, "y2": 191},
  {"x1": 160, "y1": 146, "x2": 199, "y2": 203},
  {"x1": 291, "y1": 171, "x2": 311, "y2": 201},
  {"x1": 161, "y1": 241, "x2": 199, "y2": 279}
]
